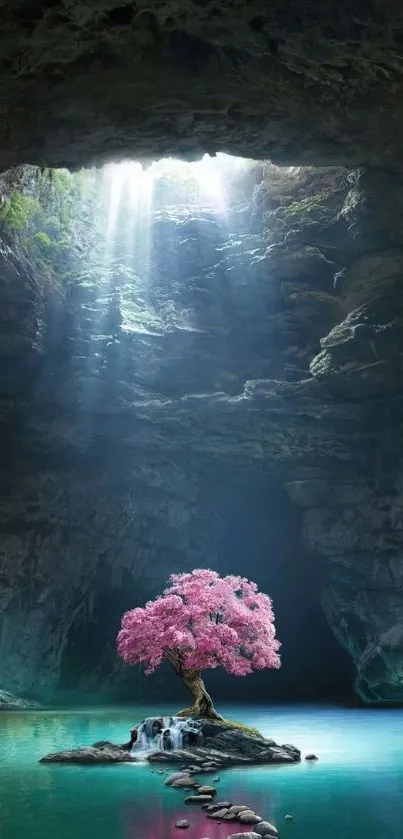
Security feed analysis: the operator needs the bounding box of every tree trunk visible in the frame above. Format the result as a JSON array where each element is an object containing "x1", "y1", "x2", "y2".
[{"x1": 171, "y1": 664, "x2": 223, "y2": 720}]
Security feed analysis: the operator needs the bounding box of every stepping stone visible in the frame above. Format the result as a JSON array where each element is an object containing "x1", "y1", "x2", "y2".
[
  {"x1": 175, "y1": 820, "x2": 190, "y2": 829},
  {"x1": 165, "y1": 772, "x2": 191, "y2": 786},
  {"x1": 185, "y1": 796, "x2": 213, "y2": 805},
  {"x1": 239, "y1": 811, "x2": 261, "y2": 824},
  {"x1": 172, "y1": 777, "x2": 199, "y2": 788},
  {"x1": 228, "y1": 805, "x2": 250, "y2": 815},
  {"x1": 197, "y1": 786, "x2": 217, "y2": 795},
  {"x1": 209, "y1": 808, "x2": 230, "y2": 819},
  {"x1": 255, "y1": 821, "x2": 278, "y2": 836},
  {"x1": 227, "y1": 834, "x2": 261, "y2": 839}
]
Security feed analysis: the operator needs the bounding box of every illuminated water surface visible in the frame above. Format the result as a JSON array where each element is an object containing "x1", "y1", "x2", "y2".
[{"x1": 1, "y1": 704, "x2": 403, "y2": 839}]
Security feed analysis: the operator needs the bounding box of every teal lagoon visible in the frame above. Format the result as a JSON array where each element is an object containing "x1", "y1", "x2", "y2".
[{"x1": 1, "y1": 704, "x2": 403, "y2": 839}]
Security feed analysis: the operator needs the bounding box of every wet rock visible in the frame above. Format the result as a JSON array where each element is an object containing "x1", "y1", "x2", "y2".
[
  {"x1": 239, "y1": 811, "x2": 262, "y2": 824},
  {"x1": 197, "y1": 785, "x2": 217, "y2": 795},
  {"x1": 148, "y1": 721, "x2": 300, "y2": 769},
  {"x1": 208, "y1": 808, "x2": 230, "y2": 819},
  {"x1": 255, "y1": 821, "x2": 278, "y2": 836},
  {"x1": 40, "y1": 746, "x2": 136, "y2": 764},
  {"x1": 185, "y1": 795, "x2": 213, "y2": 804},
  {"x1": 171, "y1": 777, "x2": 199, "y2": 788},
  {"x1": 165, "y1": 771, "x2": 191, "y2": 785},
  {"x1": 200, "y1": 722, "x2": 300, "y2": 765},
  {"x1": 257, "y1": 748, "x2": 297, "y2": 763},
  {"x1": 209, "y1": 802, "x2": 231, "y2": 810},
  {"x1": 175, "y1": 820, "x2": 190, "y2": 829},
  {"x1": 285, "y1": 815, "x2": 294, "y2": 822},
  {"x1": 305, "y1": 754, "x2": 318, "y2": 761},
  {"x1": 227, "y1": 834, "x2": 261, "y2": 839},
  {"x1": 228, "y1": 805, "x2": 251, "y2": 814}
]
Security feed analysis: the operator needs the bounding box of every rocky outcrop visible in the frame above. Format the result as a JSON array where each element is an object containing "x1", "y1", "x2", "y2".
[
  {"x1": 40, "y1": 718, "x2": 300, "y2": 765},
  {"x1": 0, "y1": 690, "x2": 40, "y2": 710},
  {"x1": 40, "y1": 746, "x2": 136, "y2": 764},
  {"x1": 2, "y1": 4, "x2": 403, "y2": 170}
]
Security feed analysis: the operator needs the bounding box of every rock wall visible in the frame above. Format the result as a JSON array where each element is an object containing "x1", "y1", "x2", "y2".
[{"x1": 1, "y1": 162, "x2": 403, "y2": 702}]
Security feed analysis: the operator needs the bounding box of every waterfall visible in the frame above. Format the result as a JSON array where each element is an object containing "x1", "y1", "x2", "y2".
[{"x1": 132, "y1": 717, "x2": 201, "y2": 754}]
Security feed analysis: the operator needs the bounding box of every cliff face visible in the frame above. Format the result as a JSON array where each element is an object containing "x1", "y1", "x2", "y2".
[{"x1": 0, "y1": 162, "x2": 403, "y2": 703}]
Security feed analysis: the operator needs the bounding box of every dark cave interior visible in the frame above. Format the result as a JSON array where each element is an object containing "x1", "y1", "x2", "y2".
[{"x1": 59, "y1": 475, "x2": 354, "y2": 705}]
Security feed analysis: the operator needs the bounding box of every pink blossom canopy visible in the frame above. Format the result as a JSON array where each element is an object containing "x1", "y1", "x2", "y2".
[{"x1": 117, "y1": 569, "x2": 280, "y2": 676}]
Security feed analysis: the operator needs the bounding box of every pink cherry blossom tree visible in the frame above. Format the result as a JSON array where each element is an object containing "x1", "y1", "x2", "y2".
[{"x1": 117, "y1": 569, "x2": 280, "y2": 719}]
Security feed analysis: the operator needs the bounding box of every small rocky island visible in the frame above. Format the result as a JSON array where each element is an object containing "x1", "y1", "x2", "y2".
[{"x1": 40, "y1": 716, "x2": 301, "y2": 767}]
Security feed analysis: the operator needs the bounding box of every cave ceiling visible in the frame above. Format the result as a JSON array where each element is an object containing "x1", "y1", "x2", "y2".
[{"x1": 1, "y1": 0, "x2": 403, "y2": 170}]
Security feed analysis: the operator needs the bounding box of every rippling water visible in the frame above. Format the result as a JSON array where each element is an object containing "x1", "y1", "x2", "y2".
[{"x1": 1, "y1": 704, "x2": 403, "y2": 839}]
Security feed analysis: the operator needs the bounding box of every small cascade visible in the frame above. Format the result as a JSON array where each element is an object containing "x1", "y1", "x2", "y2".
[{"x1": 132, "y1": 716, "x2": 202, "y2": 754}]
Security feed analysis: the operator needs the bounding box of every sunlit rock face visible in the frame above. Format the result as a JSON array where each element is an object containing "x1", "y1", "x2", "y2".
[
  {"x1": 1, "y1": 158, "x2": 403, "y2": 703},
  {"x1": 2, "y1": 3, "x2": 403, "y2": 170}
]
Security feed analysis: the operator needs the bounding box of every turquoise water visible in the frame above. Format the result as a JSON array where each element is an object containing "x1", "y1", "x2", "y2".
[{"x1": 1, "y1": 704, "x2": 403, "y2": 839}]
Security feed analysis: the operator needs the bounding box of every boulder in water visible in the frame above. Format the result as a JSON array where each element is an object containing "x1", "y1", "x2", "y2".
[
  {"x1": 254, "y1": 822, "x2": 278, "y2": 836},
  {"x1": 227, "y1": 834, "x2": 261, "y2": 839},
  {"x1": 239, "y1": 811, "x2": 261, "y2": 824},
  {"x1": 207, "y1": 802, "x2": 231, "y2": 811},
  {"x1": 175, "y1": 820, "x2": 190, "y2": 829},
  {"x1": 208, "y1": 808, "x2": 230, "y2": 819},
  {"x1": 171, "y1": 777, "x2": 199, "y2": 788},
  {"x1": 165, "y1": 771, "x2": 191, "y2": 786}
]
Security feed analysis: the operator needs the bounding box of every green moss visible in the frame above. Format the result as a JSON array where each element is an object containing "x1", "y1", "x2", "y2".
[
  {"x1": 277, "y1": 194, "x2": 334, "y2": 224},
  {"x1": 0, "y1": 167, "x2": 99, "y2": 290},
  {"x1": 0, "y1": 191, "x2": 41, "y2": 231},
  {"x1": 33, "y1": 231, "x2": 52, "y2": 247},
  {"x1": 221, "y1": 718, "x2": 261, "y2": 737}
]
